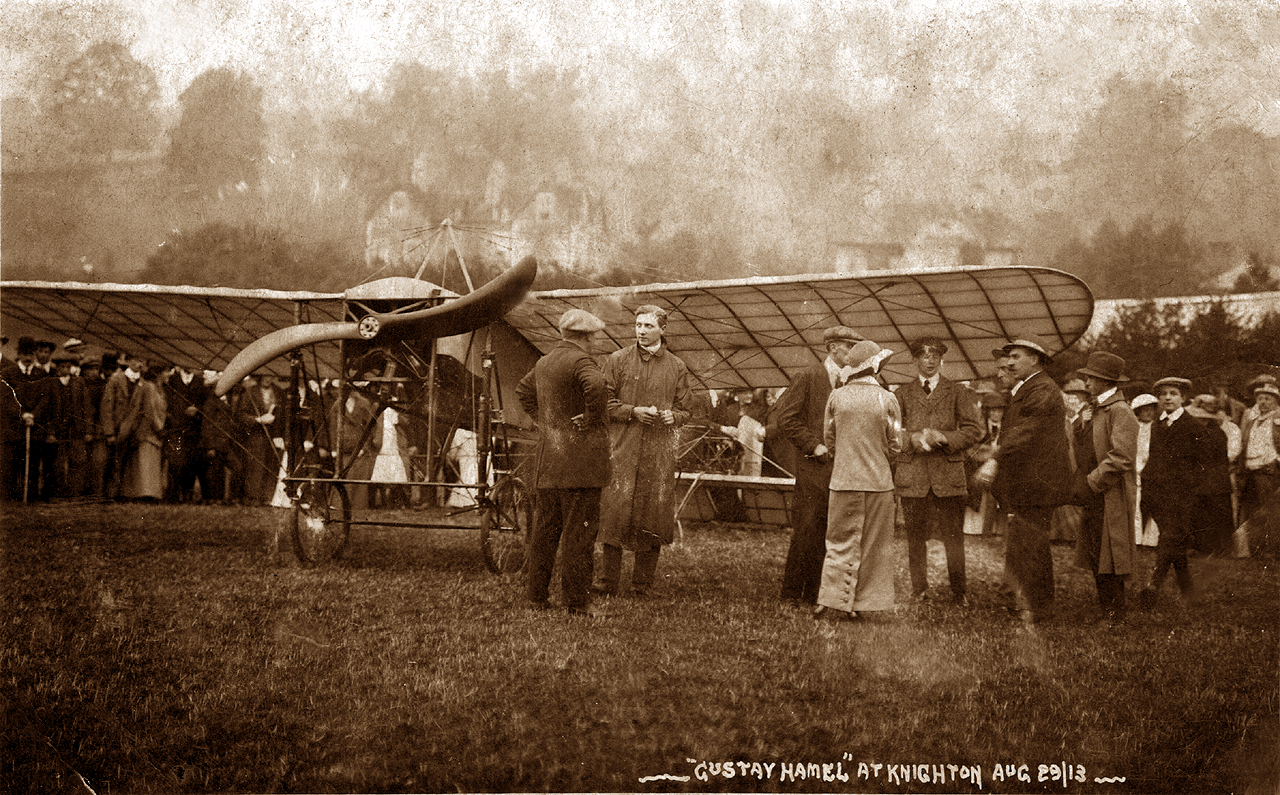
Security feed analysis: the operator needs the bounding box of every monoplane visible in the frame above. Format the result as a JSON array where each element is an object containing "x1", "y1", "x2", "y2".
[{"x1": 2, "y1": 233, "x2": 1094, "y2": 564}]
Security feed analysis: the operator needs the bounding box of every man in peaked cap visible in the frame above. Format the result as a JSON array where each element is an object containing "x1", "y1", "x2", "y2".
[
  {"x1": 1072, "y1": 351, "x2": 1139, "y2": 625},
  {"x1": 895, "y1": 335, "x2": 983, "y2": 605},
  {"x1": 773, "y1": 323, "x2": 866, "y2": 606},
  {"x1": 517, "y1": 308, "x2": 611, "y2": 617},
  {"x1": 974, "y1": 333, "x2": 1072, "y2": 625},
  {"x1": 1139, "y1": 375, "x2": 1207, "y2": 608}
]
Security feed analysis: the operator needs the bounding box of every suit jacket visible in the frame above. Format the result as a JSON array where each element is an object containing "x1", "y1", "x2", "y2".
[
  {"x1": 894, "y1": 376, "x2": 983, "y2": 499},
  {"x1": 100, "y1": 370, "x2": 139, "y2": 439},
  {"x1": 516, "y1": 338, "x2": 611, "y2": 490},
  {"x1": 1143, "y1": 410, "x2": 1208, "y2": 501},
  {"x1": 993, "y1": 370, "x2": 1072, "y2": 508},
  {"x1": 773, "y1": 362, "x2": 835, "y2": 491}
]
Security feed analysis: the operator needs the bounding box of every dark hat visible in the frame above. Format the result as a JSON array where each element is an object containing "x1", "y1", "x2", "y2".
[
  {"x1": 51, "y1": 351, "x2": 77, "y2": 363},
  {"x1": 16, "y1": 336, "x2": 37, "y2": 355},
  {"x1": 822, "y1": 325, "x2": 865, "y2": 345},
  {"x1": 909, "y1": 336, "x2": 948, "y2": 357},
  {"x1": 1154, "y1": 376, "x2": 1193, "y2": 394},
  {"x1": 35, "y1": 339, "x2": 56, "y2": 351},
  {"x1": 1061, "y1": 379, "x2": 1089, "y2": 396},
  {"x1": 1077, "y1": 351, "x2": 1129, "y2": 383},
  {"x1": 558, "y1": 308, "x2": 606, "y2": 334},
  {"x1": 79, "y1": 356, "x2": 102, "y2": 369},
  {"x1": 999, "y1": 334, "x2": 1052, "y2": 360}
]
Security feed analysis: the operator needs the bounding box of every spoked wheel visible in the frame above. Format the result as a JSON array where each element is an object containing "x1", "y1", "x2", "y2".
[
  {"x1": 481, "y1": 476, "x2": 531, "y2": 575},
  {"x1": 293, "y1": 482, "x2": 351, "y2": 566}
]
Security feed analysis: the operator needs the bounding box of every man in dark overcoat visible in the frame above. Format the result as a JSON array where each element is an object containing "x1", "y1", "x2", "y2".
[
  {"x1": 1, "y1": 337, "x2": 49, "y2": 501},
  {"x1": 517, "y1": 309, "x2": 612, "y2": 616},
  {"x1": 1072, "y1": 351, "x2": 1139, "y2": 624},
  {"x1": 975, "y1": 335, "x2": 1072, "y2": 624},
  {"x1": 894, "y1": 336, "x2": 983, "y2": 604},
  {"x1": 773, "y1": 324, "x2": 864, "y2": 606},
  {"x1": 1139, "y1": 376, "x2": 1209, "y2": 606},
  {"x1": 164, "y1": 366, "x2": 213, "y2": 502}
]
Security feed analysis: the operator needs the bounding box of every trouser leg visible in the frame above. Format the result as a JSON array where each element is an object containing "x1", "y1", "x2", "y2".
[
  {"x1": 900, "y1": 496, "x2": 929, "y2": 595},
  {"x1": 936, "y1": 494, "x2": 967, "y2": 597},
  {"x1": 598, "y1": 543, "x2": 623, "y2": 594},
  {"x1": 526, "y1": 490, "x2": 564, "y2": 605},
  {"x1": 781, "y1": 479, "x2": 828, "y2": 603},
  {"x1": 558, "y1": 489, "x2": 601, "y2": 610},
  {"x1": 1005, "y1": 505, "x2": 1055, "y2": 619},
  {"x1": 632, "y1": 547, "x2": 661, "y2": 592}
]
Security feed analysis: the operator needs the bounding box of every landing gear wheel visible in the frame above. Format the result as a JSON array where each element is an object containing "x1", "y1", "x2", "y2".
[
  {"x1": 481, "y1": 476, "x2": 531, "y2": 575},
  {"x1": 293, "y1": 482, "x2": 351, "y2": 566}
]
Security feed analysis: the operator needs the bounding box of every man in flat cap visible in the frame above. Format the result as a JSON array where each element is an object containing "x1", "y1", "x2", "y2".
[
  {"x1": 814, "y1": 339, "x2": 903, "y2": 621},
  {"x1": 1, "y1": 337, "x2": 48, "y2": 500},
  {"x1": 773, "y1": 324, "x2": 864, "y2": 606},
  {"x1": 518, "y1": 308, "x2": 612, "y2": 616},
  {"x1": 597, "y1": 304, "x2": 693, "y2": 598},
  {"x1": 1138, "y1": 376, "x2": 1208, "y2": 608},
  {"x1": 894, "y1": 336, "x2": 983, "y2": 605},
  {"x1": 1072, "y1": 351, "x2": 1139, "y2": 625},
  {"x1": 974, "y1": 334, "x2": 1072, "y2": 624}
]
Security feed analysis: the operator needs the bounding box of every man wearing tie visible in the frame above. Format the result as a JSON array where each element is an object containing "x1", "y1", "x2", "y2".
[
  {"x1": 1139, "y1": 376, "x2": 1207, "y2": 608},
  {"x1": 894, "y1": 337, "x2": 983, "y2": 605}
]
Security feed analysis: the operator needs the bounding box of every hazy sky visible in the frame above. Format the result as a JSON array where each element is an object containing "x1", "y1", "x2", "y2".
[{"x1": 6, "y1": 0, "x2": 1279, "y2": 143}]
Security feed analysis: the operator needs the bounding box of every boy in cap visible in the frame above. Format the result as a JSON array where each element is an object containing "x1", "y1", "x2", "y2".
[
  {"x1": 773, "y1": 324, "x2": 865, "y2": 606},
  {"x1": 894, "y1": 336, "x2": 983, "y2": 604},
  {"x1": 517, "y1": 309, "x2": 611, "y2": 616},
  {"x1": 1139, "y1": 376, "x2": 1207, "y2": 607}
]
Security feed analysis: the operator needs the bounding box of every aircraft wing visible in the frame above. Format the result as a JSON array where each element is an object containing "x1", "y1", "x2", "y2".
[
  {"x1": 507, "y1": 266, "x2": 1094, "y2": 388},
  {"x1": 0, "y1": 281, "x2": 347, "y2": 378}
]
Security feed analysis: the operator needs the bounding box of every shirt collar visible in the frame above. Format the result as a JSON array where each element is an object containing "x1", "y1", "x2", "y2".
[
  {"x1": 921, "y1": 374, "x2": 939, "y2": 391},
  {"x1": 824, "y1": 356, "x2": 842, "y2": 389},
  {"x1": 640, "y1": 341, "x2": 663, "y2": 356},
  {"x1": 1161, "y1": 407, "x2": 1185, "y2": 424},
  {"x1": 1097, "y1": 386, "x2": 1117, "y2": 404}
]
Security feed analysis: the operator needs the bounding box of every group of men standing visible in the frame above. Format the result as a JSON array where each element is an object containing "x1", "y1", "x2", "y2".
[
  {"x1": 771, "y1": 323, "x2": 1264, "y2": 628},
  {"x1": 518, "y1": 305, "x2": 693, "y2": 617},
  {"x1": 0, "y1": 335, "x2": 303, "y2": 506}
]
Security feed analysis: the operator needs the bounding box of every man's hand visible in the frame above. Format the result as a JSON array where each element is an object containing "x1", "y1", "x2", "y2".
[
  {"x1": 21, "y1": 412, "x2": 34, "y2": 427},
  {"x1": 659, "y1": 409, "x2": 675, "y2": 426},
  {"x1": 258, "y1": 412, "x2": 275, "y2": 425},
  {"x1": 633, "y1": 406, "x2": 659, "y2": 425},
  {"x1": 185, "y1": 405, "x2": 199, "y2": 417}
]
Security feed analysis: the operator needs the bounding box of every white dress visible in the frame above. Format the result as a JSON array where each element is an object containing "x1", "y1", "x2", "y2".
[{"x1": 370, "y1": 409, "x2": 409, "y2": 483}]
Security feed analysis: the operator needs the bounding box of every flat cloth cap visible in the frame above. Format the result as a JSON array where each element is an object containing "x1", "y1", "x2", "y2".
[
  {"x1": 999, "y1": 334, "x2": 1052, "y2": 359},
  {"x1": 559, "y1": 308, "x2": 606, "y2": 334},
  {"x1": 1154, "y1": 376, "x2": 1193, "y2": 393},
  {"x1": 823, "y1": 325, "x2": 865, "y2": 344}
]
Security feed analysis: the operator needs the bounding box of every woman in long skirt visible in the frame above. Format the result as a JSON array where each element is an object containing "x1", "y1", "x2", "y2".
[{"x1": 125, "y1": 363, "x2": 169, "y2": 501}]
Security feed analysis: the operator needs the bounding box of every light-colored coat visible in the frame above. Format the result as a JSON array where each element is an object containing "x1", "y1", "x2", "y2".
[
  {"x1": 1075, "y1": 390, "x2": 1139, "y2": 575},
  {"x1": 598, "y1": 343, "x2": 692, "y2": 548},
  {"x1": 824, "y1": 377, "x2": 904, "y2": 492}
]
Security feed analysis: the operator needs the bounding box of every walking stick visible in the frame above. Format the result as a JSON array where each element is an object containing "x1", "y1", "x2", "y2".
[{"x1": 23, "y1": 424, "x2": 31, "y2": 503}]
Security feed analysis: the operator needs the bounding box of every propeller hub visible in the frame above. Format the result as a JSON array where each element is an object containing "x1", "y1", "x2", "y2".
[{"x1": 358, "y1": 316, "x2": 381, "y2": 339}]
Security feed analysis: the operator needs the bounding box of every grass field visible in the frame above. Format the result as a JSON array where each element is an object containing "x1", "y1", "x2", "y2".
[{"x1": 3, "y1": 501, "x2": 1277, "y2": 794}]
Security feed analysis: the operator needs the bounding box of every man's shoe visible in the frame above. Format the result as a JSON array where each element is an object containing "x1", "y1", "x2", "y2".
[{"x1": 1136, "y1": 587, "x2": 1157, "y2": 611}]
